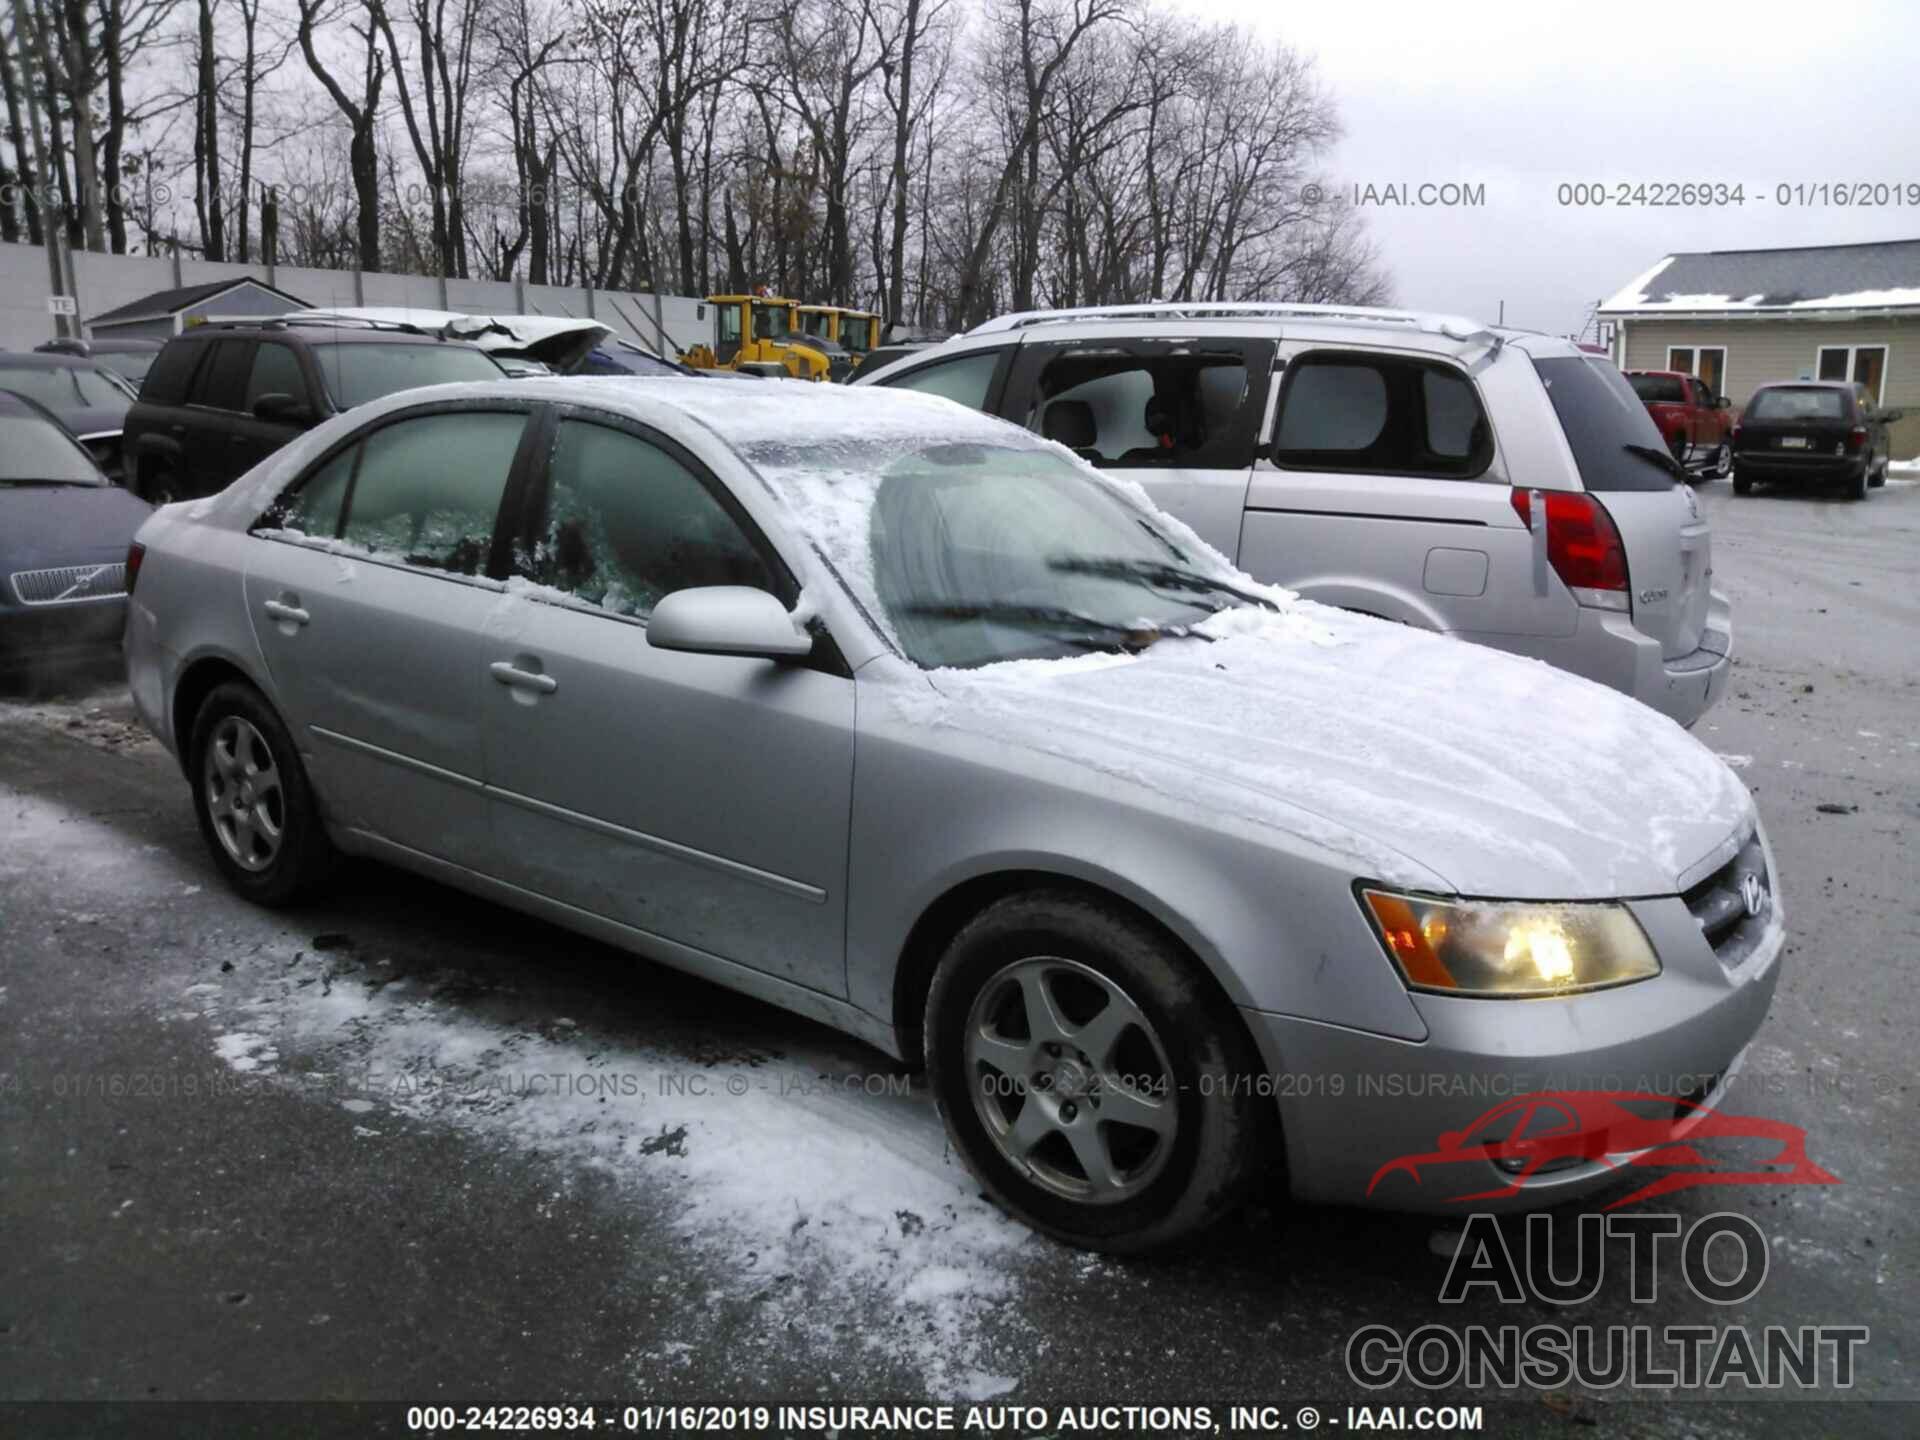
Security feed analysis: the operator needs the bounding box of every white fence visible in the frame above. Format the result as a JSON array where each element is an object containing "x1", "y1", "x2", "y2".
[{"x1": 0, "y1": 240, "x2": 713, "y2": 356}]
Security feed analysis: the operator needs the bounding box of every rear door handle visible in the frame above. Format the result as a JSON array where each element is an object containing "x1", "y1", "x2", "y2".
[
  {"x1": 262, "y1": 598, "x2": 309, "y2": 626},
  {"x1": 490, "y1": 661, "x2": 558, "y2": 695}
]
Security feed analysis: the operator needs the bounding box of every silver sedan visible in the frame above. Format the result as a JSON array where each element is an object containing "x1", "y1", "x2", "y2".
[{"x1": 125, "y1": 378, "x2": 1783, "y2": 1252}]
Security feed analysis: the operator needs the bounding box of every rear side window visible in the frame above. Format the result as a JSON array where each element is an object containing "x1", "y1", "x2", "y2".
[
  {"x1": 278, "y1": 447, "x2": 358, "y2": 538},
  {"x1": 1627, "y1": 373, "x2": 1686, "y2": 404},
  {"x1": 339, "y1": 411, "x2": 528, "y2": 573},
  {"x1": 1747, "y1": 386, "x2": 1848, "y2": 421},
  {"x1": 881, "y1": 351, "x2": 1002, "y2": 410},
  {"x1": 1531, "y1": 355, "x2": 1674, "y2": 492},
  {"x1": 139, "y1": 340, "x2": 207, "y2": 405},
  {"x1": 190, "y1": 340, "x2": 256, "y2": 412},
  {"x1": 1272, "y1": 353, "x2": 1491, "y2": 478}
]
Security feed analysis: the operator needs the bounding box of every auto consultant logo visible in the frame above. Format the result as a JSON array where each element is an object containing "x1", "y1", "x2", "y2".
[
  {"x1": 1365, "y1": 1089, "x2": 1839, "y2": 1210},
  {"x1": 1349, "y1": 1092, "x2": 1861, "y2": 1393}
]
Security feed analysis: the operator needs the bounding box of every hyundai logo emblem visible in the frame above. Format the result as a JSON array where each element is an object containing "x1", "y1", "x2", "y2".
[{"x1": 1739, "y1": 872, "x2": 1766, "y2": 919}]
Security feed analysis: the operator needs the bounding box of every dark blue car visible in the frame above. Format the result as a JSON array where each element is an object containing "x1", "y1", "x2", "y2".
[{"x1": 0, "y1": 390, "x2": 152, "y2": 676}]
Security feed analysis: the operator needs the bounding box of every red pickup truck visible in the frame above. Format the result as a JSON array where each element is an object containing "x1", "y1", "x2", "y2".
[{"x1": 1625, "y1": 370, "x2": 1735, "y2": 478}]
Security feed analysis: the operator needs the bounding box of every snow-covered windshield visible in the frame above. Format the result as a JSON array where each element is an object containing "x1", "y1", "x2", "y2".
[{"x1": 742, "y1": 433, "x2": 1247, "y2": 669}]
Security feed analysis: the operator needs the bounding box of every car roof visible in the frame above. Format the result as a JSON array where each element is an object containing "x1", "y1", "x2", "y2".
[
  {"x1": 1752, "y1": 379, "x2": 1850, "y2": 390},
  {"x1": 182, "y1": 321, "x2": 490, "y2": 348},
  {"x1": 865, "y1": 314, "x2": 1579, "y2": 372},
  {"x1": 0, "y1": 351, "x2": 104, "y2": 370}
]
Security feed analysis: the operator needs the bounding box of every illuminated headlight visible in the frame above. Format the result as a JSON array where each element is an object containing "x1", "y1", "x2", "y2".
[{"x1": 1359, "y1": 889, "x2": 1661, "y2": 997}]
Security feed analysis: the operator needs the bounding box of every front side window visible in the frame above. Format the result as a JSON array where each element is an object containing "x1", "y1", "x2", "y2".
[
  {"x1": 752, "y1": 303, "x2": 790, "y2": 342},
  {"x1": 315, "y1": 342, "x2": 504, "y2": 410},
  {"x1": 527, "y1": 418, "x2": 783, "y2": 619},
  {"x1": 336, "y1": 410, "x2": 527, "y2": 573},
  {"x1": 246, "y1": 342, "x2": 308, "y2": 411},
  {"x1": 276, "y1": 446, "x2": 358, "y2": 538},
  {"x1": 1021, "y1": 350, "x2": 1253, "y2": 468},
  {"x1": 880, "y1": 350, "x2": 1003, "y2": 411},
  {"x1": 1273, "y1": 353, "x2": 1490, "y2": 478}
]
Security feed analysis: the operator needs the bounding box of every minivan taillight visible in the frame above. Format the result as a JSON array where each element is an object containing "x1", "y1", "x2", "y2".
[
  {"x1": 1846, "y1": 425, "x2": 1867, "y2": 452},
  {"x1": 126, "y1": 541, "x2": 145, "y2": 593},
  {"x1": 1509, "y1": 489, "x2": 1630, "y2": 611}
]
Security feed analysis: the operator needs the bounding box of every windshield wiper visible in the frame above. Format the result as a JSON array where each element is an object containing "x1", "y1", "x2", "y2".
[
  {"x1": 1622, "y1": 443, "x2": 1688, "y2": 483},
  {"x1": 901, "y1": 601, "x2": 1181, "y2": 652},
  {"x1": 1047, "y1": 556, "x2": 1280, "y2": 611}
]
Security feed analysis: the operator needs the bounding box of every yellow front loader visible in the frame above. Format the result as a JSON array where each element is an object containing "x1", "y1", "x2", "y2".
[{"x1": 682, "y1": 294, "x2": 831, "y2": 381}]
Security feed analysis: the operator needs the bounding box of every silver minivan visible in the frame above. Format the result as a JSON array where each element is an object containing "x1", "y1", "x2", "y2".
[{"x1": 856, "y1": 303, "x2": 1732, "y2": 726}]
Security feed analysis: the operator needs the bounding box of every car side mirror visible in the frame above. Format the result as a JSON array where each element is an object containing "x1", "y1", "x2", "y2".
[
  {"x1": 646, "y1": 586, "x2": 813, "y2": 660},
  {"x1": 1715, "y1": 396, "x2": 1731, "y2": 410},
  {"x1": 252, "y1": 392, "x2": 312, "y2": 424}
]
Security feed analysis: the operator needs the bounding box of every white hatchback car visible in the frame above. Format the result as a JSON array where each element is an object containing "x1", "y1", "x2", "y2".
[{"x1": 857, "y1": 303, "x2": 1733, "y2": 726}]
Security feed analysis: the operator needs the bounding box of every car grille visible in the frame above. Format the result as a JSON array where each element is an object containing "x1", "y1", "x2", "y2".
[
  {"x1": 9, "y1": 562, "x2": 129, "y2": 606},
  {"x1": 1682, "y1": 834, "x2": 1772, "y2": 968}
]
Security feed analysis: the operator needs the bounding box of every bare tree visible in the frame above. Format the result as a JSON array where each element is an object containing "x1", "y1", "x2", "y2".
[{"x1": 296, "y1": 0, "x2": 384, "y2": 270}]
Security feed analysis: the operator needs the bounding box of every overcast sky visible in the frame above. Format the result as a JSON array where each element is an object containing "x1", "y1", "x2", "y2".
[{"x1": 1190, "y1": 0, "x2": 1920, "y2": 337}]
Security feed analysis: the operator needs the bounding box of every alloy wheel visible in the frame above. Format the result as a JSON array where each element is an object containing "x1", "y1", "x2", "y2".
[
  {"x1": 963, "y1": 956, "x2": 1178, "y2": 1204},
  {"x1": 204, "y1": 715, "x2": 286, "y2": 872}
]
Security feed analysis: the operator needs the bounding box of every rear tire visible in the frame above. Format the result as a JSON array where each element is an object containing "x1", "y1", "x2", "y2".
[
  {"x1": 1732, "y1": 469, "x2": 1753, "y2": 496},
  {"x1": 136, "y1": 460, "x2": 181, "y2": 506},
  {"x1": 188, "y1": 681, "x2": 336, "y2": 906},
  {"x1": 1709, "y1": 441, "x2": 1732, "y2": 479},
  {"x1": 924, "y1": 890, "x2": 1269, "y2": 1254},
  {"x1": 1848, "y1": 464, "x2": 1870, "y2": 502}
]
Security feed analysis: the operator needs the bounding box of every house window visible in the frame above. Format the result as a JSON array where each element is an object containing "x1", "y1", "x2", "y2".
[
  {"x1": 1667, "y1": 345, "x2": 1727, "y2": 397},
  {"x1": 1816, "y1": 344, "x2": 1888, "y2": 404}
]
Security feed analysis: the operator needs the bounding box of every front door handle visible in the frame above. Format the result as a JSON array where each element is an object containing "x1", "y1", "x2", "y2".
[
  {"x1": 490, "y1": 661, "x2": 558, "y2": 695},
  {"x1": 262, "y1": 598, "x2": 309, "y2": 626}
]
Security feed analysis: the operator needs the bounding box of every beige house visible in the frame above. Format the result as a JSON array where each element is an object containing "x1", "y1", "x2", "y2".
[{"x1": 1599, "y1": 238, "x2": 1920, "y2": 457}]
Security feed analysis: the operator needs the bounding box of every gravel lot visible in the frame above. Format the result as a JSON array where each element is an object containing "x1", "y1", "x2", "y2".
[{"x1": 2, "y1": 475, "x2": 1915, "y2": 1435}]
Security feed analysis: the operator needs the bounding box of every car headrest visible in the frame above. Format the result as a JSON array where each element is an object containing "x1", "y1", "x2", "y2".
[{"x1": 1043, "y1": 399, "x2": 1097, "y2": 450}]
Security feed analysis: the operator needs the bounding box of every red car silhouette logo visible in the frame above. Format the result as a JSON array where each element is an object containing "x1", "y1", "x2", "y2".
[{"x1": 1366, "y1": 1090, "x2": 1839, "y2": 1209}]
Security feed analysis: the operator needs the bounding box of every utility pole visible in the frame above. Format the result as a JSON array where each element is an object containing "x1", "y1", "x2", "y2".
[{"x1": 7, "y1": 0, "x2": 72, "y2": 338}]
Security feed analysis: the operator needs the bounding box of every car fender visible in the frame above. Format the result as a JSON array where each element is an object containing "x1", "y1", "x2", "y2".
[{"x1": 1282, "y1": 575, "x2": 1452, "y2": 632}]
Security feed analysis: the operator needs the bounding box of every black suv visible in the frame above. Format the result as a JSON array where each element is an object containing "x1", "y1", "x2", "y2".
[{"x1": 122, "y1": 319, "x2": 506, "y2": 503}]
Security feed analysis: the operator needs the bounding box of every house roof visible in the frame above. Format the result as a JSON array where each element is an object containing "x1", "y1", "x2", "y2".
[
  {"x1": 1599, "y1": 239, "x2": 1920, "y2": 317},
  {"x1": 90, "y1": 276, "x2": 310, "y2": 328}
]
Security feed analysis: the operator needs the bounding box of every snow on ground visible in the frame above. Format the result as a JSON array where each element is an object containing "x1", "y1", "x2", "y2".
[
  {"x1": 184, "y1": 945, "x2": 1035, "y2": 1398},
  {"x1": 3, "y1": 782, "x2": 1039, "y2": 1398}
]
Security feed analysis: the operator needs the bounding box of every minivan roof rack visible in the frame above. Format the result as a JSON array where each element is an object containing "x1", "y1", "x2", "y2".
[
  {"x1": 967, "y1": 300, "x2": 1495, "y2": 344},
  {"x1": 197, "y1": 314, "x2": 458, "y2": 340}
]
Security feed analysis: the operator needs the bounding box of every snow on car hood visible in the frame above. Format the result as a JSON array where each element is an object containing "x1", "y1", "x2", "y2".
[{"x1": 902, "y1": 604, "x2": 1754, "y2": 900}]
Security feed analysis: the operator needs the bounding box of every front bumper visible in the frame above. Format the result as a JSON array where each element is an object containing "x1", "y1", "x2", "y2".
[
  {"x1": 0, "y1": 598, "x2": 127, "y2": 669},
  {"x1": 1239, "y1": 857, "x2": 1785, "y2": 1212}
]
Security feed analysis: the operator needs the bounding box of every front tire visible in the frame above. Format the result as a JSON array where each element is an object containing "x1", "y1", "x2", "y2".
[
  {"x1": 188, "y1": 681, "x2": 336, "y2": 905},
  {"x1": 924, "y1": 890, "x2": 1268, "y2": 1253},
  {"x1": 136, "y1": 460, "x2": 181, "y2": 506}
]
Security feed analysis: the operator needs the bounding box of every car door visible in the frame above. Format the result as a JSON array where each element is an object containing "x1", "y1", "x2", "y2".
[
  {"x1": 1241, "y1": 345, "x2": 1567, "y2": 636},
  {"x1": 182, "y1": 338, "x2": 255, "y2": 490},
  {"x1": 243, "y1": 401, "x2": 539, "y2": 868},
  {"x1": 480, "y1": 407, "x2": 855, "y2": 994},
  {"x1": 231, "y1": 339, "x2": 312, "y2": 477},
  {"x1": 993, "y1": 336, "x2": 1275, "y2": 559}
]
